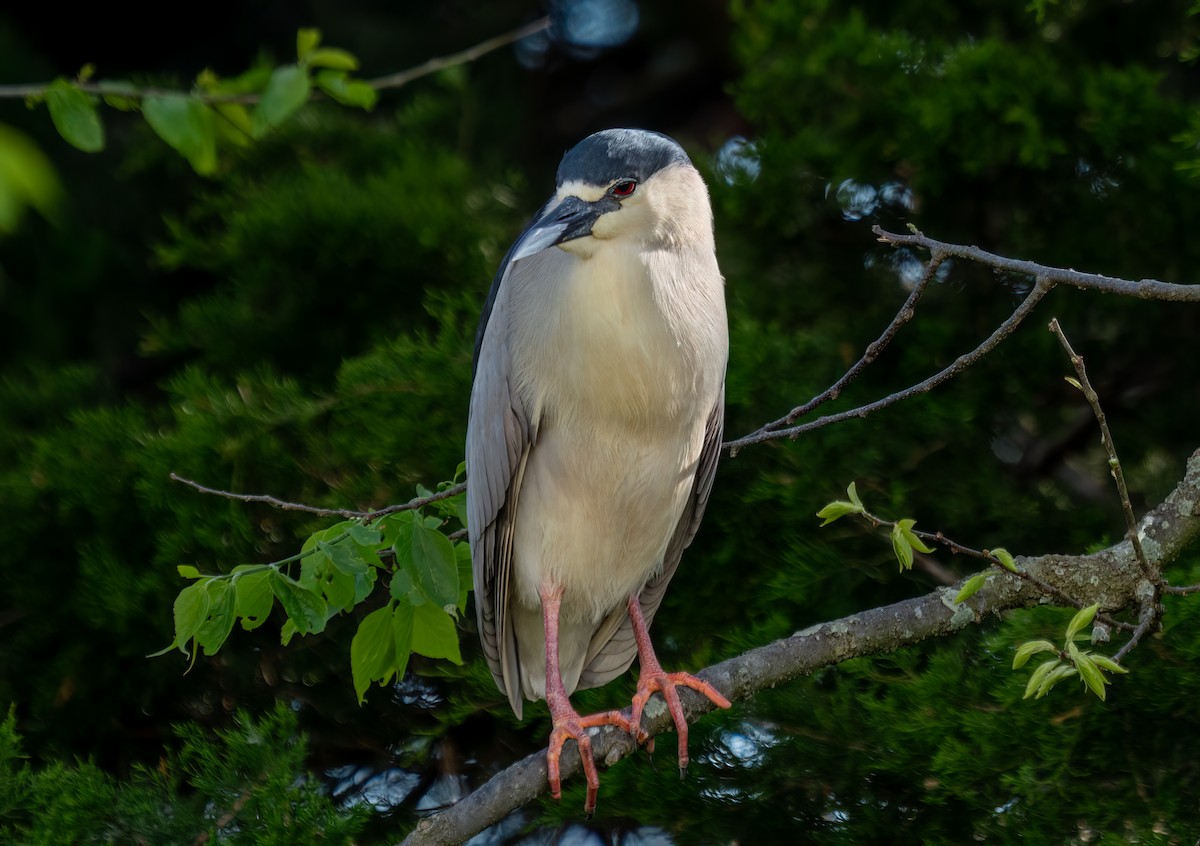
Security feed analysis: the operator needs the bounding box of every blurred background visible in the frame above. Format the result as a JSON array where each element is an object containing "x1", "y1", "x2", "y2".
[{"x1": 2, "y1": 1, "x2": 1200, "y2": 843}]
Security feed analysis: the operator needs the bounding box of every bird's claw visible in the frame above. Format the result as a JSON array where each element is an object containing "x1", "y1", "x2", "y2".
[
  {"x1": 546, "y1": 709, "x2": 629, "y2": 815},
  {"x1": 629, "y1": 671, "x2": 731, "y2": 769}
]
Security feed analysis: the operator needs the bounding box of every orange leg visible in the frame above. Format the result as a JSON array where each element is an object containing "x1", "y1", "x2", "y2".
[
  {"x1": 540, "y1": 585, "x2": 631, "y2": 815},
  {"x1": 626, "y1": 593, "x2": 731, "y2": 772}
]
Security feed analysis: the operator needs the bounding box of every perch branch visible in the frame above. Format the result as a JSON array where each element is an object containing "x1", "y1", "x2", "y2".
[{"x1": 400, "y1": 449, "x2": 1200, "y2": 846}]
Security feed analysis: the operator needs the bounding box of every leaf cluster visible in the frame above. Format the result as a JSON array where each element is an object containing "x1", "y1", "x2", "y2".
[{"x1": 34, "y1": 28, "x2": 377, "y2": 174}]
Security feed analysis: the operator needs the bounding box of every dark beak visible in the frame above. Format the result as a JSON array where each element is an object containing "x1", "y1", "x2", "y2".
[{"x1": 511, "y1": 195, "x2": 619, "y2": 261}]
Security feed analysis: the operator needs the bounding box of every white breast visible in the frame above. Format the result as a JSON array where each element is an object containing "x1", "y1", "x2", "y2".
[{"x1": 505, "y1": 241, "x2": 725, "y2": 619}]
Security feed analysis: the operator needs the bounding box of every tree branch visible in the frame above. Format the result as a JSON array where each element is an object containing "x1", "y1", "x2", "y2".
[
  {"x1": 726, "y1": 227, "x2": 1200, "y2": 453},
  {"x1": 401, "y1": 450, "x2": 1200, "y2": 846},
  {"x1": 874, "y1": 226, "x2": 1200, "y2": 302},
  {"x1": 0, "y1": 18, "x2": 549, "y2": 103},
  {"x1": 726, "y1": 275, "x2": 1052, "y2": 452},
  {"x1": 167, "y1": 472, "x2": 465, "y2": 520}
]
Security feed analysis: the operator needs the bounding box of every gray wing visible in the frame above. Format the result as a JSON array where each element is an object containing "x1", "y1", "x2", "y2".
[
  {"x1": 577, "y1": 386, "x2": 725, "y2": 689},
  {"x1": 467, "y1": 223, "x2": 544, "y2": 719}
]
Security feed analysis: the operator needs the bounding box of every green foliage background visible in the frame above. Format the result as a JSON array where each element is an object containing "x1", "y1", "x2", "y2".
[{"x1": 2, "y1": 1, "x2": 1200, "y2": 842}]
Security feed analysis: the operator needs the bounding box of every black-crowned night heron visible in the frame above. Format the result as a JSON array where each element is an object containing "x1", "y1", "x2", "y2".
[{"x1": 467, "y1": 128, "x2": 729, "y2": 812}]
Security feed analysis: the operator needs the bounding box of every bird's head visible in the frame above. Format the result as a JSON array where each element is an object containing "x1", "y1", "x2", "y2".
[{"x1": 512, "y1": 128, "x2": 714, "y2": 262}]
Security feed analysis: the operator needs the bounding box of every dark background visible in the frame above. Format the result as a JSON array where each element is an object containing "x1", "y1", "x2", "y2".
[{"x1": 2, "y1": 1, "x2": 1199, "y2": 842}]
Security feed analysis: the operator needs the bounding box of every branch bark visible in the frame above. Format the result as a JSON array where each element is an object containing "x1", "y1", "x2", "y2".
[{"x1": 401, "y1": 448, "x2": 1200, "y2": 846}]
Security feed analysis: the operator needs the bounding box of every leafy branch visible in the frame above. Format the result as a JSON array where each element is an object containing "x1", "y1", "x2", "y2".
[
  {"x1": 155, "y1": 475, "x2": 470, "y2": 704},
  {"x1": 1, "y1": 19, "x2": 548, "y2": 173}
]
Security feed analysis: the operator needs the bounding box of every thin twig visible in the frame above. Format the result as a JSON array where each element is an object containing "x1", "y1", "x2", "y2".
[
  {"x1": 753, "y1": 252, "x2": 944, "y2": 438},
  {"x1": 168, "y1": 472, "x2": 465, "y2": 521},
  {"x1": 169, "y1": 473, "x2": 369, "y2": 518},
  {"x1": 0, "y1": 18, "x2": 550, "y2": 103},
  {"x1": 867, "y1": 514, "x2": 1135, "y2": 631},
  {"x1": 1113, "y1": 600, "x2": 1159, "y2": 663},
  {"x1": 726, "y1": 276, "x2": 1053, "y2": 452},
  {"x1": 1047, "y1": 318, "x2": 1163, "y2": 661},
  {"x1": 874, "y1": 226, "x2": 1200, "y2": 302},
  {"x1": 365, "y1": 18, "x2": 549, "y2": 90},
  {"x1": 1047, "y1": 319, "x2": 1154, "y2": 581},
  {"x1": 1164, "y1": 583, "x2": 1200, "y2": 595}
]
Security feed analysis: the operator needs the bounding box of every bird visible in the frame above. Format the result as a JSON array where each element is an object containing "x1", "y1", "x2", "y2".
[{"x1": 466, "y1": 128, "x2": 730, "y2": 813}]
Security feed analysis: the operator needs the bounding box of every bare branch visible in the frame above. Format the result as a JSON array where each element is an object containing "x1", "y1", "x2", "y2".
[
  {"x1": 401, "y1": 451, "x2": 1200, "y2": 846},
  {"x1": 168, "y1": 473, "x2": 465, "y2": 521},
  {"x1": 0, "y1": 18, "x2": 549, "y2": 103},
  {"x1": 365, "y1": 19, "x2": 549, "y2": 91},
  {"x1": 748, "y1": 251, "x2": 944, "y2": 439},
  {"x1": 169, "y1": 473, "x2": 369, "y2": 518},
  {"x1": 726, "y1": 276, "x2": 1052, "y2": 452},
  {"x1": 874, "y1": 226, "x2": 1200, "y2": 302},
  {"x1": 1047, "y1": 319, "x2": 1154, "y2": 582},
  {"x1": 728, "y1": 229, "x2": 1199, "y2": 454}
]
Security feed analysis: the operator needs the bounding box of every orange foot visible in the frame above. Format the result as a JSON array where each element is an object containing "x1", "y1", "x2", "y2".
[
  {"x1": 546, "y1": 708, "x2": 631, "y2": 815},
  {"x1": 630, "y1": 670, "x2": 731, "y2": 770},
  {"x1": 625, "y1": 594, "x2": 732, "y2": 772}
]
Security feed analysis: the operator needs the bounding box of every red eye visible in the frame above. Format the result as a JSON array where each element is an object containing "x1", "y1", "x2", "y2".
[{"x1": 611, "y1": 180, "x2": 637, "y2": 197}]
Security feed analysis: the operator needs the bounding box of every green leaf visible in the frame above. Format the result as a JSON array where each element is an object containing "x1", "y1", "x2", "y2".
[
  {"x1": 346, "y1": 523, "x2": 382, "y2": 548},
  {"x1": 896, "y1": 518, "x2": 935, "y2": 554},
  {"x1": 891, "y1": 523, "x2": 914, "y2": 571},
  {"x1": 270, "y1": 570, "x2": 328, "y2": 635},
  {"x1": 100, "y1": 81, "x2": 139, "y2": 111},
  {"x1": 1065, "y1": 602, "x2": 1100, "y2": 642},
  {"x1": 280, "y1": 618, "x2": 297, "y2": 647},
  {"x1": 411, "y1": 603, "x2": 463, "y2": 664},
  {"x1": 351, "y1": 605, "x2": 396, "y2": 704},
  {"x1": 172, "y1": 580, "x2": 211, "y2": 653},
  {"x1": 45, "y1": 79, "x2": 104, "y2": 152},
  {"x1": 389, "y1": 566, "x2": 424, "y2": 605},
  {"x1": 177, "y1": 564, "x2": 202, "y2": 579},
  {"x1": 846, "y1": 481, "x2": 864, "y2": 509},
  {"x1": 990, "y1": 547, "x2": 1018, "y2": 572},
  {"x1": 306, "y1": 47, "x2": 359, "y2": 71},
  {"x1": 1064, "y1": 376, "x2": 1083, "y2": 390},
  {"x1": 234, "y1": 569, "x2": 274, "y2": 631},
  {"x1": 455, "y1": 541, "x2": 472, "y2": 612},
  {"x1": 297, "y1": 28, "x2": 322, "y2": 60},
  {"x1": 816, "y1": 500, "x2": 862, "y2": 526},
  {"x1": 410, "y1": 522, "x2": 459, "y2": 609},
  {"x1": 1035, "y1": 664, "x2": 1078, "y2": 699},
  {"x1": 253, "y1": 65, "x2": 311, "y2": 136},
  {"x1": 196, "y1": 580, "x2": 237, "y2": 656},
  {"x1": 319, "y1": 539, "x2": 369, "y2": 576},
  {"x1": 1074, "y1": 652, "x2": 1108, "y2": 700},
  {"x1": 318, "y1": 565, "x2": 357, "y2": 614},
  {"x1": 1090, "y1": 654, "x2": 1129, "y2": 675},
  {"x1": 954, "y1": 572, "x2": 989, "y2": 604},
  {"x1": 452, "y1": 493, "x2": 468, "y2": 529},
  {"x1": 1012, "y1": 639, "x2": 1058, "y2": 670},
  {"x1": 375, "y1": 510, "x2": 415, "y2": 548},
  {"x1": 1023, "y1": 658, "x2": 1061, "y2": 699},
  {"x1": 313, "y1": 70, "x2": 378, "y2": 110},
  {"x1": 392, "y1": 602, "x2": 415, "y2": 681},
  {"x1": 211, "y1": 103, "x2": 254, "y2": 145},
  {"x1": 0, "y1": 123, "x2": 61, "y2": 232},
  {"x1": 142, "y1": 95, "x2": 217, "y2": 175}
]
